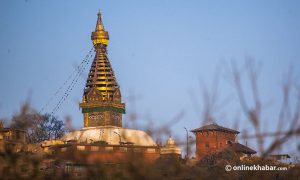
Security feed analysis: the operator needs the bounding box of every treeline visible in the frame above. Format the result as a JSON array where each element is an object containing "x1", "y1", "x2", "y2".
[{"x1": 7, "y1": 102, "x2": 65, "y2": 143}]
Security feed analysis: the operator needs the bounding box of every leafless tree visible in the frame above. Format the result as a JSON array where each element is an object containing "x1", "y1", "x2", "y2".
[
  {"x1": 9, "y1": 101, "x2": 66, "y2": 143},
  {"x1": 229, "y1": 58, "x2": 300, "y2": 158}
]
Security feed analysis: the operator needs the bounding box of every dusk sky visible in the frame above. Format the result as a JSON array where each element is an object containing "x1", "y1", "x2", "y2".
[{"x1": 1, "y1": 0, "x2": 300, "y2": 156}]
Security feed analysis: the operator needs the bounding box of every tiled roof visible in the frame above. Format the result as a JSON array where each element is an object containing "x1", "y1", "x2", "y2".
[
  {"x1": 269, "y1": 154, "x2": 290, "y2": 158},
  {"x1": 229, "y1": 142, "x2": 256, "y2": 154},
  {"x1": 191, "y1": 123, "x2": 239, "y2": 134}
]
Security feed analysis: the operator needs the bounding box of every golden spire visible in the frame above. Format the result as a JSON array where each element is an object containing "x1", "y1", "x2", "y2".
[
  {"x1": 91, "y1": 10, "x2": 109, "y2": 46},
  {"x1": 95, "y1": 10, "x2": 105, "y2": 31},
  {"x1": 80, "y1": 11, "x2": 125, "y2": 128}
]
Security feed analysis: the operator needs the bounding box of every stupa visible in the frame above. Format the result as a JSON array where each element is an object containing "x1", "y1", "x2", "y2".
[{"x1": 61, "y1": 11, "x2": 156, "y2": 147}]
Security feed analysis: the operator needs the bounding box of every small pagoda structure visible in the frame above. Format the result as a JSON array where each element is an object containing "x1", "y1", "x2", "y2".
[{"x1": 191, "y1": 123, "x2": 256, "y2": 160}]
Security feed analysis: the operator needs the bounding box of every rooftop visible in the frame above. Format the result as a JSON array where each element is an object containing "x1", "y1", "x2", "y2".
[
  {"x1": 191, "y1": 123, "x2": 240, "y2": 134},
  {"x1": 269, "y1": 154, "x2": 291, "y2": 158},
  {"x1": 228, "y1": 142, "x2": 257, "y2": 154}
]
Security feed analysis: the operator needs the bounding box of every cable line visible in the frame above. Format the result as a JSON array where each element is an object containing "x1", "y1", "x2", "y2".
[
  {"x1": 39, "y1": 47, "x2": 94, "y2": 115},
  {"x1": 50, "y1": 49, "x2": 94, "y2": 116}
]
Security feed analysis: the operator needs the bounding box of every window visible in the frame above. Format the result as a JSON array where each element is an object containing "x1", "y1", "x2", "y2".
[
  {"x1": 133, "y1": 148, "x2": 142, "y2": 152},
  {"x1": 77, "y1": 146, "x2": 85, "y2": 151},
  {"x1": 226, "y1": 141, "x2": 232, "y2": 144},
  {"x1": 91, "y1": 146, "x2": 99, "y2": 151},
  {"x1": 147, "y1": 148, "x2": 156, "y2": 153},
  {"x1": 205, "y1": 142, "x2": 209, "y2": 148},
  {"x1": 16, "y1": 131, "x2": 20, "y2": 139},
  {"x1": 105, "y1": 147, "x2": 113, "y2": 151},
  {"x1": 119, "y1": 147, "x2": 127, "y2": 152}
]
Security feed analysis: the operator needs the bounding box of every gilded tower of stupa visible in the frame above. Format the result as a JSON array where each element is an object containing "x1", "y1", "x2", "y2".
[
  {"x1": 44, "y1": 10, "x2": 181, "y2": 164},
  {"x1": 80, "y1": 11, "x2": 125, "y2": 127},
  {"x1": 62, "y1": 11, "x2": 156, "y2": 147}
]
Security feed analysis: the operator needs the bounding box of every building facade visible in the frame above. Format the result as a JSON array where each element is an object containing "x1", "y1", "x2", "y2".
[
  {"x1": 191, "y1": 123, "x2": 256, "y2": 160},
  {"x1": 0, "y1": 123, "x2": 27, "y2": 153}
]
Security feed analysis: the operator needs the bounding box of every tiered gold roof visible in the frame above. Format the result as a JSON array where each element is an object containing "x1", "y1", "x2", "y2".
[{"x1": 80, "y1": 11, "x2": 125, "y2": 128}]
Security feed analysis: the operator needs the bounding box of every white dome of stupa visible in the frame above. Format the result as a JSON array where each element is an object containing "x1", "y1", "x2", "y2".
[{"x1": 62, "y1": 126, "x2": 156, "y2": 146}]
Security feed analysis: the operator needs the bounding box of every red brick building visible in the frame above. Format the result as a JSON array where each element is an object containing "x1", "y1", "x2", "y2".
[{"x1": 191, "y1": 123, "x2": 256, "y2": 160}]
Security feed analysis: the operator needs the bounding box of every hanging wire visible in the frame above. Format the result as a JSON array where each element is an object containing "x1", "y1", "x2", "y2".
[
  {"x1": 39, "y1": 47, "x2": 94, "y2": 115},
  {"x1": 50, "y1": 48, "x2": 95, "y2": 116},
  {"x1": 51, "y1": 52, "x2": 93, "y2": 115}
]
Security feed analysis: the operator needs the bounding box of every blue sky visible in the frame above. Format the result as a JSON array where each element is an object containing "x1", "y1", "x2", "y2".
[{"x1": 1, "y1": 0, "x2": 300, "y2": 156}]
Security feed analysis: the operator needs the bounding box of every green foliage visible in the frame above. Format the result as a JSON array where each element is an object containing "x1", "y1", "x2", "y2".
[
  {"x1": 28, "y1": 113, "x2": 65, "y2": 143},
  {"x1": 9, "y1": 103, "x2": 65, "y2": 143}
]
